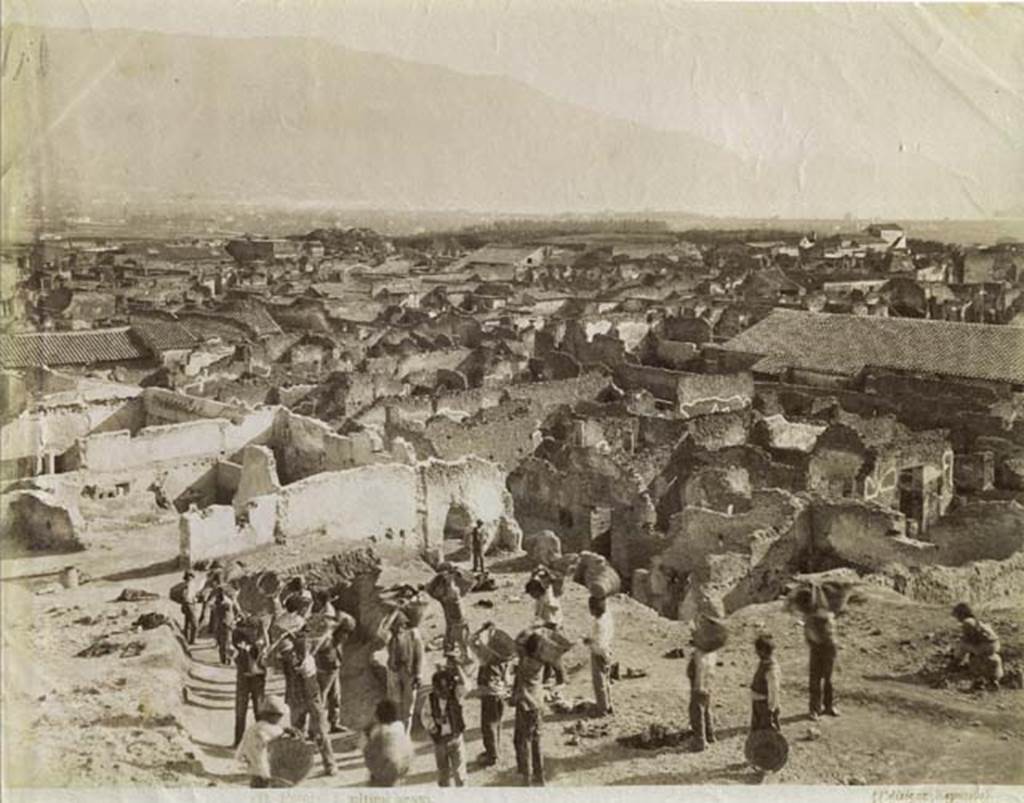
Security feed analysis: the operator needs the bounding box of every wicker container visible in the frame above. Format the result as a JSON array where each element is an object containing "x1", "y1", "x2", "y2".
[
  {"x1": 692, "y1": 615, "x2": 729, "y2": 652},
  {"x1": 256, "y1": 571, "x2": 281, "y2": 596},
  {"x1": 169, "y1": 581, "x2": 188, "y2": 605},
  {"x1": 268, "y1": 735, "x2": 315, "y2": 785},
  {"x1": 745, "y1": 729, "x2": 789, "y2": 772},
  {"x1": 471, "y1": 626, "x2": 518, "y2": 664}
]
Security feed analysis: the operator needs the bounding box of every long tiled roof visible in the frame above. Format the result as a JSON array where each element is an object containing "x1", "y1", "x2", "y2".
[
  {"x1": 131, "y1": 320, "x2": 198, "y2": 351},
  {"x1": 0, "y1": 327, "x2": 148, "y2": 369},
  {"x1": 722, "y1": 309, "x2": 1024, "y2": 385}
]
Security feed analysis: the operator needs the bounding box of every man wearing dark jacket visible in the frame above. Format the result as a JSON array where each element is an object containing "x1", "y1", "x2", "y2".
[
  {"x1": 428, "y1": 653, "x2": 469, "y2": 787},
  {"x1": 471, "y1": 520, "x2": 486, "y2": 574}
]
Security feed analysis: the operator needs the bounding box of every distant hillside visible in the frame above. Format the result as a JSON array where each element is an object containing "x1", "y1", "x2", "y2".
[{"x1": 2, "y1": 25, "x2": 759, "y2": 220}]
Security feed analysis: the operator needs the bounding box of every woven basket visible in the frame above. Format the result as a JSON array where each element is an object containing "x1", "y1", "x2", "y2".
[
  {"x1": 268, "y1": 735, "x2": 315, "y2": 785},
  {"x1": 471, "y1": 626, "x2": 518, "y2": 664},
  {"x1": 745, "y1": 729, "x2": 789, "y2": 772}
]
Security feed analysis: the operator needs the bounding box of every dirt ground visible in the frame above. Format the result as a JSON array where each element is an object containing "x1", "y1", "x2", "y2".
[{"x1": 2, "y1": 518, "x2": 1022, "y2": 788}]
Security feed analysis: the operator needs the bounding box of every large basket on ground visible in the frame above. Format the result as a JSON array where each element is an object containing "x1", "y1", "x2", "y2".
[
  {"x1": 256, "y1": 570, "x2": 282, "y2": 596},
  {"x1": 471, "y1": 626, "x2": 518, "y2": 664},
  {"x1": 268, "y1": 735, "x2": 315, "y2": 785},
  {"x1": 745, "y1": 729, "x2": 789, "y2": 772}
]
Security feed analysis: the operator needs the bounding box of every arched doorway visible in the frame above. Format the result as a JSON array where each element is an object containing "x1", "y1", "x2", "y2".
[{"x1": 443, "y1": 503, "x2": 474, "y2": 559}]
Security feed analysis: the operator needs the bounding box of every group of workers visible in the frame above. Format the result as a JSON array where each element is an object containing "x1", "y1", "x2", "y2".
[{"x1": 175, "y1": 547, "x2": 1006, "y2": 788}]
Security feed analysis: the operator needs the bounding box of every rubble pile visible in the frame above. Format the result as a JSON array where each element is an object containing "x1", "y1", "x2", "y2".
[{"x1": 617, "y1": 721, "x2": 689, "y2": 750}]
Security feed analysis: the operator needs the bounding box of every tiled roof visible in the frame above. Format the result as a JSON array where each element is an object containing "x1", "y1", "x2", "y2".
[
  {"x1": 722, "y1": 309, "x2": 1024, "y2": 385},
  {"x1": 0, "y1": 327, "x2": 149, "y2": 369},
  {"x1": 131, "y1": 320, "x2": 198, "y2": 352}
]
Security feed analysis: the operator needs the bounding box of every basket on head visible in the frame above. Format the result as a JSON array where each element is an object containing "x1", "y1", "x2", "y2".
[
  {"x1": 745, "y1": 729, "x2": 789, "y2": 772},
  {"x1": 518, "y1": 625, "x2": 573, "y2": 664},
  {"x1": 471, "y1": 626, "x2": 518, "y2": 664},
  {"x1": 256, "y1": 571, "x2": 281, "y2": 596},
  {"x1": 402, "y1": 597, "x2": 429, "y2": 627},
  {"x1": 692, "y1": 614, "x2": 729, "y2": 653},
  {"x1": 425, "y1": 573, "x2": 452, "y2": 602},
  {"x1": 268, "y1": 735, "x2": 316, "y2": 785}
]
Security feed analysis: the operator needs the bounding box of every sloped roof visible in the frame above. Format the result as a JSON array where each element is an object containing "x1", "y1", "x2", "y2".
[
  {"x1": 722, "y1": 309, "x2": 1024, "y2": 385},
  {"x1": 131, "y1": 320, "x2": 198, "y2": 352},
  {"x1": 0, "y1": 327, "x2": 148, "y2": 369},
  {"x1": 464, "y1": 245, "x2": 541, "y2": 265}
]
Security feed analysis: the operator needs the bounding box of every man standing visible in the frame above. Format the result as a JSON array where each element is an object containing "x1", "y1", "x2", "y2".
[
  {"x1": 686, "y1": 639, "x2": 717, "y2": 751},
  {"x1": 470, "y1": 520, "x2": 486, "y2": 574},
  {"x1": 210, "y1": 587, "x2": 241, "y2": 665},
  {"x1": 233, "y1": 629, "x2": 268, "y2": 748},
  {"x1": 805, "y1": 607, "x2": 839, "y2": 719},
  {"x1": 583, "y1": 595, "x2": 614, "y2": 717},
  {"x1": 281, "y1": 634, "x2": 336, "y2": 777},
  {"x1": 512, "y1": 633, "x2": 546, "y2": 786},
  {"x1": 387, "y1": 614, "x2": 424, "y2": 732},
  {"x1": 315, "y1": 626, "x2": 347, "y2": 734},
  {"x1": 470, "y1": 623, "x2": 514, "y2": 767},
  {"x1": 179, "y1": 570, "x2": 200, "y2": 646},
  {"x1": 440, "y1": 579, "x2": 470, "y2": 662},
  {"x1": 427, "y1": 652, "x2": 469, "y2": 787},
  {"x1": 530, "y1": 578, "x2": 566, "y2": 693}
]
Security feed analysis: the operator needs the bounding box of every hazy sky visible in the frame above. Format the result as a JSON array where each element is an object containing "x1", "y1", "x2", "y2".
[{"x1": 5, "y1": 1, "x2": 1023, "y2": 217}]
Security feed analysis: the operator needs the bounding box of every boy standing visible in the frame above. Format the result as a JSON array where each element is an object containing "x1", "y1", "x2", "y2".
[
  {"x1": 235, "y1": 695, "x2": 289, "y2": 788},
  {"x1": 427, "y1": 652, "x2": 469, "y2": 787},
  {"x1": 750, "y1": 634, "x2": 782, "y2": 732},
  {"x1": 362, "y1": 699, "x2": 413, "y2": 787}
]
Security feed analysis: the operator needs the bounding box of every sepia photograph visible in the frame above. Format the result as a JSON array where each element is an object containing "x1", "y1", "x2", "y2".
[{"x1": 0, "y1": 0, "x2": 1022, "y2": 797}]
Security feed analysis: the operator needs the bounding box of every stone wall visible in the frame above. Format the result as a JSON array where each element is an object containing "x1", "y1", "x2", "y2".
[
  {"x1": 1, "y1": 490, "x2": 85, "y2": 551},
  {"x1": 233, "y1": 445, "x2": 281, "y2": 512},
  {"x1": 179, "y1": 494, "x2": 277, "y2": 563},
  {"x1": 676, "y1": 371, "x2": 754, "y2": 418},
  {"x1": 276, "y1": 464, "x2": 419, "y2": 542},
  {"x1": 271, "y1": 409, "x2": 376, "y2": 483}
]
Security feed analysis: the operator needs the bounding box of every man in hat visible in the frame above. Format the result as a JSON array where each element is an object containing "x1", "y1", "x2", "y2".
[
  {"x1": 428, "y1": 651, "x2": 469, "y2": 787},
  {"x1": 233, "y1": 627, "x2": 268, "y2": 748},
  {"x1": 210, "y1": 586, "x2": 241, "y2": 666},
  {"x1": 387, "y1": 613, "x2": 424, "y2": 732},
  {"x1": 583, "y1": 595, "x2": 614, "y2": 717},
  {"x1": 236, "y1": 694, "x2": 289, "y2": 788},
  {"x1": 471, "y1": 520, "x2": 486, "y2": 574},
  {"x1": 529, "y1": 575, "x2": 566, "y2": 695},
  {"x1": 805, "y1": 607, "x2": 839, "y2": 719},
  {"x1": 950, "y1": 602, "x2": 1003, "y2": 690},
  {"x1": 179, "y1": 570, "x2": 201, "y2": 645}
]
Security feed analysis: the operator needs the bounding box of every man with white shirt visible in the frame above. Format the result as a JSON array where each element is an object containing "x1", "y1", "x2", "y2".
[
  {"x1": 235, "y1": 695, "x2": 289, "y2": 788},
  {"x1": 583, "y1": 595, "x2": 614, "y2": 717}
]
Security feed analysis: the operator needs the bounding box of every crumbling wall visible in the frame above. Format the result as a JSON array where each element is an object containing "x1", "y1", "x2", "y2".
[
  {"x1": 276, "y1": 464, "x2": 420, "y2": 541},
  {"x1": 808, "y1": 499, "x2": 932, "y2": 571},
  {"x1": 660, "y1": 489, "x2": 810, "y2": 618},
  {"x1": 233, "y1": 445, "x2": 281, "y2": 512},
  {"x1": 652, "y1": 338, "x2": 700, "y2": 370},
  {"x1": 423, "y1": 401, "x2": 541, "y2": 470},
  {"x1": 179, "y1": 495, "x2": 276, "y2": 563},
  {"x1": 677, "y1": 371, "x2": 754, "y2": 418},
  {"x1": 74, "y1": 420, "x2": 226, "y2": 472},
  {"x1": 421, "y1": 457, "x2": 515, "y2": 549},
  {"x1": 1, "y1": 490, "x2": 85, "y2": 551},
  {"x1": 954, "y1": 452, "x2": 994, "y2": 493},
  {"x1": 272, "y1": 409, "x2": 376, "y2": 483}
]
